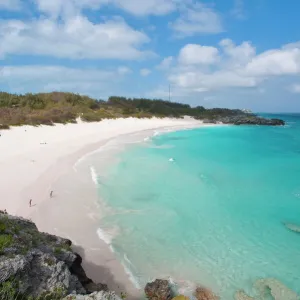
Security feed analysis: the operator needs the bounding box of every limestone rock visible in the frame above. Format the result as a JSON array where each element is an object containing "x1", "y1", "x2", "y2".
[
  {"x1": 235, "y1": 290, "x2": 255, "y2": 300},
  {"x1": 0, "y1": 212, "x2": 107, "y2": 299},
  {"x1": 145, "y1": 279, "x2": 172, "y2": 300},
  {"x1": 194, "y1": 287, "x2": 219, "y2": 300},
  {"x1": 64, "y1": 291, "x2": 121, "y2": 300}
]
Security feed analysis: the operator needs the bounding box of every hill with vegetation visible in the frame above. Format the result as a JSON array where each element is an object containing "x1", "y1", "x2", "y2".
[{"x1": 0, "y1": 92, "x2": 284, "y2": 128}]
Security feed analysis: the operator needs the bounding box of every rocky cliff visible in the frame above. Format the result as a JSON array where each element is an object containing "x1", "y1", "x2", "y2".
[{"x1": 0, "y1": 210, "x2": 110, "y2": 299}]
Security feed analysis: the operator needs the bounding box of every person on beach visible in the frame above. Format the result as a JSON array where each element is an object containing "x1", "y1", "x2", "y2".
[
  {"x1": 50, "y1": 191, "x2": 53, "y2": 198},
  {"x1": 29, "y1": 199, "x2": 32, "y2": 207}
]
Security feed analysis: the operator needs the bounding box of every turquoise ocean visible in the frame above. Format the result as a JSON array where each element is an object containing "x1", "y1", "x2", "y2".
[{"x1": 96, "y1": 114, "x2": 300, "y2": 299}]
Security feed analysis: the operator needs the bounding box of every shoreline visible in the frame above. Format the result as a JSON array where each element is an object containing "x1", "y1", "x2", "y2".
[{"x1": 0, "y1": 117, "x2": 215, "y2": 297}]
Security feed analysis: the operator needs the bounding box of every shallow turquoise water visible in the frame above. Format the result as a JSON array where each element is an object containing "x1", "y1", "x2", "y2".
[{"x1": 97, "y1": 114, "x2": 300, "y2": 299}]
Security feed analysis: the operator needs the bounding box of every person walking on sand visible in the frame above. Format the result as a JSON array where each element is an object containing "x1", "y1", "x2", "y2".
[
  {"x1": 50, "y1": 191, "x2": 53, "y2": 198},
  {"x1": 29, "y1": 199, "x2": 32, "y2": 207}
]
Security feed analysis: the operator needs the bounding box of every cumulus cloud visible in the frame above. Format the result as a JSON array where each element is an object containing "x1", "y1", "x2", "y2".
[
  {"x1": 0, "y1": 65, "x2": 127, "y2": 96},
  {"x1": 168, "y1": 39, "x2": 300, "y2": 93},
  {"x1": 171, "y1": 1, "x2": 223, "y2": 37},
  {"x1": 140, "y1": 68, "x2": 151, "y2": 76},
  {"x1": 220, "y1": 39, "x2": 255, "y2": 66},
  {"x1": 245, "y1": 47, "x2": 300, "y2": 76},
  {"x1": 0, "y1": 16, "x2": 151, "y2": 60},
  {"x1": 178, "y1": 44, "x2": 219, "y2": 65},
  {"x1": 157, "y1": 56, "x2": 174, "y2": 70}
]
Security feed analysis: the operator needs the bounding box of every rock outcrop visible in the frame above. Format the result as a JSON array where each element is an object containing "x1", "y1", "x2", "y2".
[
  {"x1": 194, "y1": 287, "x2": 219, "y2": 300},
  {"x1": 63, "y1": 291, "x2": 121, "y2": 300},
  {"x1": 212, "y1": 116, "x2": 285, "y2": 126},
  {"x1": 145, "y1": 279, "x2": 172, "y2": 300},
  {"x1": 0, "y1": 211, "x2": 107, "y2": 299}
]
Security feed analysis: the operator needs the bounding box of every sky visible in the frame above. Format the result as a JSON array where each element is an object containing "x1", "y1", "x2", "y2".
[{"x1": 0, "y1": 0, "x2": 300, "y2": 112}]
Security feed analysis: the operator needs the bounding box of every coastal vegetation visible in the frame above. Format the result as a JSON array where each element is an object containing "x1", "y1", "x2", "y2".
[{"x1": 0, "y1": 92, "x2": 284, "y2": 128}]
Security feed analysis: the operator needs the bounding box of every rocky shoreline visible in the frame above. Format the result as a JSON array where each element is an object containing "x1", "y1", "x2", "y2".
[
  {"x1": 200, "y1": 115, "x2": 285, "y2": 126},
  {"x1": 0, "y1": 211, "x2": 220, "y2": 300},
  {"x1": 1, "y1": 211, "x2": 298, "y2": 300}
]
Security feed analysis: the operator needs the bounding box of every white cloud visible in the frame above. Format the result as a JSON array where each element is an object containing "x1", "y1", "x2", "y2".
[
  {"x1": 0, "y1": 0, "x2": 21, "y2": 10},
  {"x1": 289, "y1": 84, "x2": 300, "y2": 93},
  {"x1": 245, "y1": 47, "x2": 300, "y2": 76},
  {"x1": 0, "y1": 16, "x2": 151, "y2": 60},
  {"x1": 34, "y1": 0, "x2": 176, "y2": 17},
  {"x1": 157, "y1": 56, "x2": 174, "y2": 70},
  {"x1": 167, "y1": 39, "x2": 300, "y2": 93},
  {"x1": 113, "y1": 0, "x2": 176, "y2": 16},
  {"x1": 117, "y1": 66, "x2": 132, "y2": 75},
  {"x1": 171, "y1": 2, "x2": 223, "y2": 37},
  {"x1": 220, "y1": 39, "x2": 255, "y2": 67},
  {"x1": 0, "y1": 65, "x2": 126, "y2": 96},
  {"x1": 140, "y1": 68, "x2": 151, "y2": 76},
  {"x1": 178, "y1": 44, "x2": 219, "y2": 65},
  {"x1": 169, "y1": 70, "x2": 257, "y2": 90}
]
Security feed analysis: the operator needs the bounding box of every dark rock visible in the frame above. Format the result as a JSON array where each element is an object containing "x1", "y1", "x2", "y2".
[
  {"x1": 0, "y1": 212, "x2": 108, "y2": 299},
  {"x1": 84, "y1": 282, "x2": 109, "y2": 293},
  {"x1": 217, "y1": 115, "x2": 285, "y2": 126},
  {"x1": 145, "y1": 279, "x2": 172, "y2": 300}
]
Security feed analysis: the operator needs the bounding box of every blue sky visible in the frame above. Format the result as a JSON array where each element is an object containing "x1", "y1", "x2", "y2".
[{"x1": 0, "y1": 0, "x2": 300, "y2": 112}]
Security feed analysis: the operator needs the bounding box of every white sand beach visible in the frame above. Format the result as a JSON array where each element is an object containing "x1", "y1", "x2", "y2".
[{"x1": 0, "y1": 117, "x2": 209, "y2": 297}]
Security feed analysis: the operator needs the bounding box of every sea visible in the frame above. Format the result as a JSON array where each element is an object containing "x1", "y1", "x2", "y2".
[{"x1": 92, "y1": 114, "x2": 300, "y2": 299}]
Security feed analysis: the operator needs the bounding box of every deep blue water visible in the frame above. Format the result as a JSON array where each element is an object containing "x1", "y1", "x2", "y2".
[{"x1": 97, "y1": 114, "x2": 300, "y2": 299}]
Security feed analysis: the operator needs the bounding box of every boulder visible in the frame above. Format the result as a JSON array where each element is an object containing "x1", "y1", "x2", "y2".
[
  {"x1": 145, "y1": 279, "x2": 172, "y2": 300},
  {"x1": 194, "y1": 287, "x2": 219, "y2": 300}
]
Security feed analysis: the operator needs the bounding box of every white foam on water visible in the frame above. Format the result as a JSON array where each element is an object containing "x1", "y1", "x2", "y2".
[
  {"x1": 169, "y1": 158, "x2": 175, "y2": 162},
  {"x1": 90, "y1": 166, "x2": 98, "y2": 186},
  {"x1": 96, "y1": 227, "x2": 113, "y2": 245},
  {"x1": 121, "y1": 254, "x2": 141, "y2": 289}
]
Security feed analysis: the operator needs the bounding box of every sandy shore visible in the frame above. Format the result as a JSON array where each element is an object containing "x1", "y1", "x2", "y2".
[{"x1": 0, "y1": 117, "x2": 209, "y2": 297}]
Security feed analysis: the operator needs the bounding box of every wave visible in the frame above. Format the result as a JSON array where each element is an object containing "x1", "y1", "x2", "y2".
[
  {"x1": 90, "y1": 166, "x2": 99, "y2": 186},
  {"x1": 121, "y1": 254, "x2": 141, "y2": 289},
  {"x1": 96, "y1": 227, "x2": 114, "y2": 245}
]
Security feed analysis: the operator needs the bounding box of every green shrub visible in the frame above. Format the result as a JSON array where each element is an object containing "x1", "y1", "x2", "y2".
[
  {"x1": 0, "y1": 220, "x2": 6, "y2": 233},
  {"x1": 0, "y1": 124, "x2": 10, "y2": 130},
  {"x1": 0, "y1": 234, "x2": 13, "y2": 252},
  {"x1": 0, "y1": 281, "x2": 18, "y2": 300},
  {"x1": 36, "y1": 287, "x2": 66, "y2": 300},
  {"x1": 54, "y1": 247, "x2": 63, "y2": 255},
  {"x1": 81, "y1": 112, "x2": 102, "y2": 122}
]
